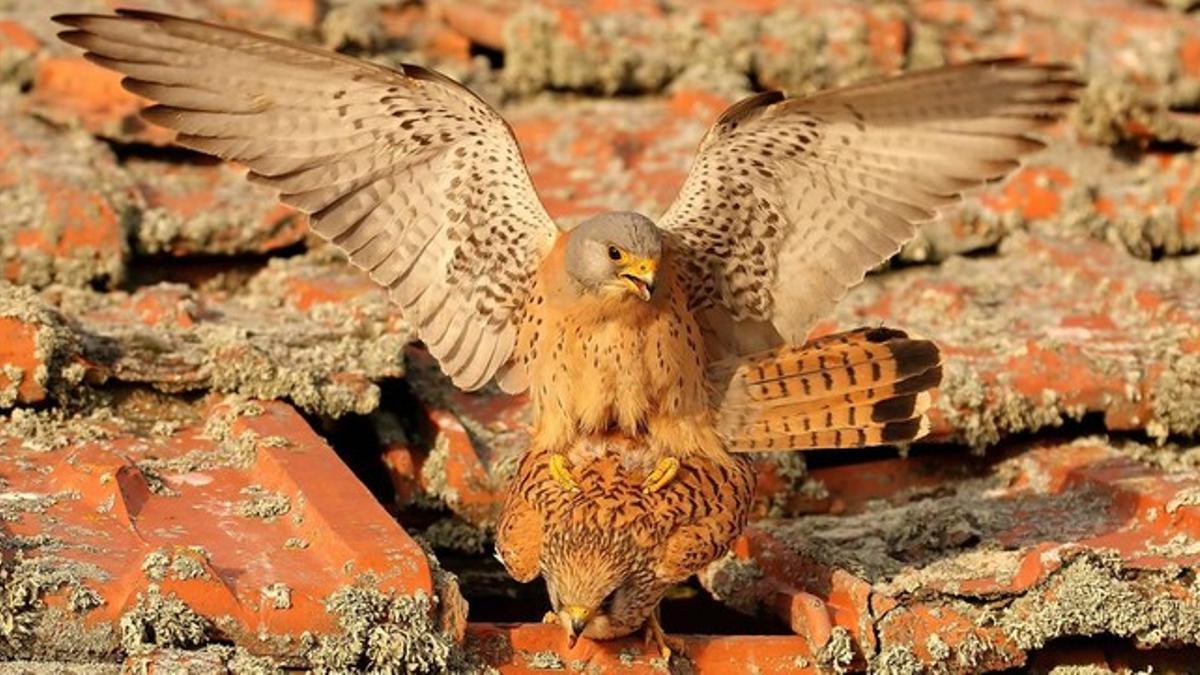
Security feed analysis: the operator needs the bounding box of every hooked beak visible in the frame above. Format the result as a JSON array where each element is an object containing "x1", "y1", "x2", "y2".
[
  {"x1": 619, "y1": 257, "x2": 657, "y2": 301},
  {"x1": 559, "y1": 605, "x2": 590, "y2": 648}
]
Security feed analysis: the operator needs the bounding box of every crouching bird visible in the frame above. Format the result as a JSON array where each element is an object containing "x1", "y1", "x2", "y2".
[
  {"x1": 496, "y1": 326, "x2": 943, "y2": 656},
  {"x1": 496, "y1": 436, "x2": 757, "y2": 657},
  {"x1": 54, "y1": 10, "x2": 1080, "y2": 497}
]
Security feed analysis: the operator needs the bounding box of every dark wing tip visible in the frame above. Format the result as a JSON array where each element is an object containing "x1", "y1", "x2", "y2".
[
  {"x1": 113, "y1": 8, "x2": 173, "y2": 21},
  {"x1": 881, "y1": 417, "x2": 925, "y2": 444},
  {"x1": 870, "y1": 394, "x2": 920, "y2": 423},
  {"x1": 717, "y1": 90, "x2": 786, "y2": 129},
  {"x1": 51, "y1": 13, "x2": 95, "y2": 27},
  {"x1": 55, "y1": 29, "x2": 91, "y2": 49},
  {"x1": 895, "y1": 365, "x2": 944, "y2": 395},
  {"x1": 889, "y1": 339, "x2": 942, "y2": 378},
  {"x1": 864, "y1": 326, "x2": 910, "y2": 343},
  {"x1": 399, "y1": 62, "x2": 489, "y2": 104}
]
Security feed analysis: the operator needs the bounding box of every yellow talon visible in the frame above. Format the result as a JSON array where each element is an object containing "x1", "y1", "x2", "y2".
[
  {"x1": 549, "y1": 453, "x2": 580, "y2": 492},
  {"x1": 643, "y1": 611, "x2": 677, "y2": 660},
  {"x1": 543, "y1": 610, "x2": 558, "y2": 624},
  {"x1": 642, "y1": 457, "x2": 680, "y2": 493}
]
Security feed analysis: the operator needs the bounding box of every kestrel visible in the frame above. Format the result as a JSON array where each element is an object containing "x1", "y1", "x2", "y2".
[
  {"x1": 495, "y1": 435, "x2": 757, "y2": 658},
  {"x1": 496, "y1": 327, "x2": 941, "y2": 655},
  {"x1": 56, "y1": 11, "x2": 1080, "y2": 492}
]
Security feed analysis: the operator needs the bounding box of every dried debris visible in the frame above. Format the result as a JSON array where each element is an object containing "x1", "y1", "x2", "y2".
[
  {"x1": 140, "y1": 547, "x2": 210, "y2": 582},
  {"x1": 0, "y1": 553, "x2": 108, "y2": 660}
]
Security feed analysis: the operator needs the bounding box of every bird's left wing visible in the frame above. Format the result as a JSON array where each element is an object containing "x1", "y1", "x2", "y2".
[
  {"x1": 659, "y1": 59, "x2": 1081, "y2": 358},
  {"x1": 54, "y1": 10, "x2": 561, "y2": 392}
]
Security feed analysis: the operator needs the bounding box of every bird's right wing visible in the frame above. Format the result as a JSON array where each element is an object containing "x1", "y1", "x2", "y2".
[{"x1": 55, "y1": 10, "x2": 561, "y2": 392}]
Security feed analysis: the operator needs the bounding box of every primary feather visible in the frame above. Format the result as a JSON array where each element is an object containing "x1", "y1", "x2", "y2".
[
  {"x1": 54, "y1": 10, "x2": 560, "y2": 392},
  {"x1": 660, "y1": 58, "x2": 1081, "y2": 356}
]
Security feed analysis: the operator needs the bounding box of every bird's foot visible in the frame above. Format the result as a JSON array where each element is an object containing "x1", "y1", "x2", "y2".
[
  {"x1": 549, "y1": 453, "x2": 580, "y2": 492},
  {"x1": 643, "y1": 611, "x2": 680, "y2": 660},
  {"x1": 642, "y1": 457, "x2": 680, "y2": 493},
  {"x1": 542, "y1": 610, "x2": 558, "y2": 624}
]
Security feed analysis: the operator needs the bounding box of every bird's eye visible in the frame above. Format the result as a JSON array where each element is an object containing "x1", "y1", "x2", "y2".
[{"x1": 607, "y1": 246, "x2": 621, "y2": 261}]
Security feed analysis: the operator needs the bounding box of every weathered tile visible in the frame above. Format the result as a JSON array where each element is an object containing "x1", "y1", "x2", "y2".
[
  {"x1": 124, "y1": 158, "x2": 306, "y2": 257},
  {"x1": 0, "y1": 395, "x2": 463, "y2": 668},
  {"x1": 0, "y1": 97, "x2": 134, "y2": 288},
  {"x1": 704, "y1": 439, "x2": 1200, "y2": 672},
  {"x1": 821, "y1": 233, "x2": 1200, "y2": 447}
]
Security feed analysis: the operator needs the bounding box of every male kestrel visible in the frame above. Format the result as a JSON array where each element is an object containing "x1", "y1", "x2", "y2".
[
  {"x1": 496, "y1": 326, "x2": 941, "y2": 655},
  {"x1": 56, "y1": 11, "x2": 1080, "y2": 491}
]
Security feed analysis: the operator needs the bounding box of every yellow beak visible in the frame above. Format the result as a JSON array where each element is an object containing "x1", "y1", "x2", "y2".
[
  {"x1": 560, "y1": 605, "x2": 591, "y2": 648},
  {"x1": 619, "y1": 257, "x2": 657, "y2": 301}
]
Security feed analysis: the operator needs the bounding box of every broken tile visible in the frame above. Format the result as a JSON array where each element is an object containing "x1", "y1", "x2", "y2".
[
  {"x1": 0, "y1": 282, "x2": 84, "y2": 408},
  {"x1": 386, "y1": 351, "x2": 532, "y2": 529},
  {"x1": 28, "y1": 56, "x2": 172, "y2": 146},
  {"x1": 0, "y1": 19, "x2": 40, "y2": 88},
  {"x1": 907, "y1": 143, "x2": 1200, "y2": 262}
]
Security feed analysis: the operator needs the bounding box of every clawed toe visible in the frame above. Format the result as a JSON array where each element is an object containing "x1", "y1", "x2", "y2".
[
  {"x1": 549, "y1": 453, "x2": 580, "y2": 492},
  {"x1": 643, "y1": 611, "x2": 679, "y2": 660},
  {"x1": 642, "y1": 457, "x2": 680, "y2": 493}
]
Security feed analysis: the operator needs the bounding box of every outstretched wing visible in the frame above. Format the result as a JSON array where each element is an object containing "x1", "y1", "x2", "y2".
[
  {"x1": 659, "y1": 59, "x2": 1080, "y2": 356},
  {"x1": 55, "y1": 10, "x2": 560, "y2": 391}
]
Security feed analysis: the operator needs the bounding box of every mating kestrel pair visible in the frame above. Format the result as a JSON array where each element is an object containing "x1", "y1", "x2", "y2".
[{"x1": 57, "y1": 9, "x2": 1079, "y2": 656}]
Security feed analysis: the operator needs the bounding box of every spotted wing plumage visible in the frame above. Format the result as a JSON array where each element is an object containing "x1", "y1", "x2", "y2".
[
  {"x1": 54, "y1": 10, "x2": 560, "y2": 392},
  {"x1": 659, "y1": 59, "x2": 1081, "y2": 354}
]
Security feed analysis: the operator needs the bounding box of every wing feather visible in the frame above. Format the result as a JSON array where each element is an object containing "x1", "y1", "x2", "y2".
[
  {"x1": 659, "y1": 59, "x2": 1081, "y2": 351},
  {"x1": 56, "y1": 10, "x2": 560, "y2": 391}
]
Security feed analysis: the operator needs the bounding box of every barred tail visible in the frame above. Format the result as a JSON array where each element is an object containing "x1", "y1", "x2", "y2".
[{"x1": 716, "y1": 327, "x2": 942, "y2": 452}]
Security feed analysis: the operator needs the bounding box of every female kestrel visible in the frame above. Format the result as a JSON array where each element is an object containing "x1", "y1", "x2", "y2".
[
  {"x1": 56, "y1": 11, "x2": 1079, "y2": 491},
  {"x1": 496, "y1": 434, "x2": 758, "y2": 658}
]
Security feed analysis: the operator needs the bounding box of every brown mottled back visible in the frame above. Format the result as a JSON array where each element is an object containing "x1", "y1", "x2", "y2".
[{"x1": 495, "y1": 437, "x2": 755, "y2": 641}]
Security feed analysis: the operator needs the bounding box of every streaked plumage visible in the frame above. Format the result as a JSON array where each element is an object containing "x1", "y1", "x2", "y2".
[
  {"x1": 495, "y1": 436, "x2": 756, "y2": 648},
  {"x1": 54, "y1": 11, "x2": 1078, "y2": 472},
  {"x1": 55, "y1": 11, "x2": 1080, "y2": 649}
]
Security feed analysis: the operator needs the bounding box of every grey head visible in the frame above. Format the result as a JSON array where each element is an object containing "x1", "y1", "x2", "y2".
[{"x1": 565, "y1": 211, "x2": 663, "y2": 301}]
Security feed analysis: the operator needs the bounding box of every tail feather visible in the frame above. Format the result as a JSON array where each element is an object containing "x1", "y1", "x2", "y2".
[{"x1": 717, "y1": 327, "x2": 942, "y2": 452}]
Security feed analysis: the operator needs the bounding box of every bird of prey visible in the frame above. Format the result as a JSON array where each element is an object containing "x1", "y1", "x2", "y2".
[
  {"x1": 495, "y1": 326, "x2": 941, "y2": 654},
  {"x1": 55, "y1": 11, "x2": 1081, "y2": 493},
  {"x1": 495, "y1": 435, "x2": 757, "y2": 657}
]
